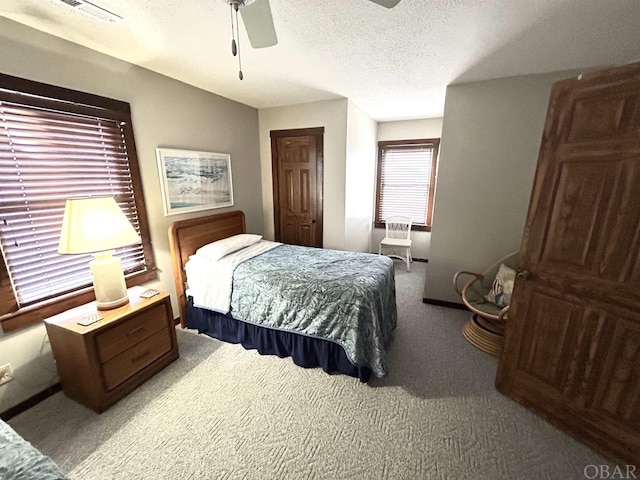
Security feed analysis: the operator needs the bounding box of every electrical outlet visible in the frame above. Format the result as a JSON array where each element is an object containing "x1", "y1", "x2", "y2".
[{"x1": 0, "y1": 363, "x2": 13, "y2": 386}]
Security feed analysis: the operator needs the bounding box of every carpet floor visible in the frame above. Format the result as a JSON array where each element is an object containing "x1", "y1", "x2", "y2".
[{"x1": 8, "y1": 261, "x2": 613, "y2": 479}]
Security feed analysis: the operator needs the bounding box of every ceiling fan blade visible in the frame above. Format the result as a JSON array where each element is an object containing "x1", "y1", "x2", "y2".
[
  {"x1": 240, "y1": 0, "x2": 278, "y2": 48},
  {"x1": 368, "y1": 0, "x2": 401, "y2": 8}
]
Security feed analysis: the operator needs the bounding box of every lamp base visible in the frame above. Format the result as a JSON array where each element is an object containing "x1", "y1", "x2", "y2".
[
  {"x1": 96, "y1": 295, "x2": 130, "y2": 311},
  {"x1": 89, "y1": 251, "x2": 129, "y2": 310}
]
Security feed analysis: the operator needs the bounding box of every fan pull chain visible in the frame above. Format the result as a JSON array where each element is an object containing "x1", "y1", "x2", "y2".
[
  {"x1": 236, "y1": 8, "x2": 243, "y2": 80},
  {"x1": 230, "y1": 6, "x2": 237, "y2": 56},
  {"x1": 230, "y1": 4, "x2": 244, "y2": 80}
]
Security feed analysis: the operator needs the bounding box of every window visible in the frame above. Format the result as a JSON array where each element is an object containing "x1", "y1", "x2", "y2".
[
  {"x1": 374, "y1": 138, "x2": 440, "y2": 231},
  {"x1": 0, "y1": 73, "x2": 157, "y2": 332}
]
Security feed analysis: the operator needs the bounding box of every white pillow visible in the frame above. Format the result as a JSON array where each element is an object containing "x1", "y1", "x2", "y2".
[
  {"x1": 195, "y1": 234, "x2": 262, "y2": 260},
  {"x1": 485, "y1": 263, "x2": 516, "y2": 307}
]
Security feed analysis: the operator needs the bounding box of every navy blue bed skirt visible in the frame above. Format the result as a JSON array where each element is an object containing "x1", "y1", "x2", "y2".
[{"x1": 186, "y1": 297, "x2": 372, "y2": 382}]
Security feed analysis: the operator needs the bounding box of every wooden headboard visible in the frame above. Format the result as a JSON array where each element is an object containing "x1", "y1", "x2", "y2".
[{"x1": 168, "y1": 210, "x2": 246, "y2": 327}]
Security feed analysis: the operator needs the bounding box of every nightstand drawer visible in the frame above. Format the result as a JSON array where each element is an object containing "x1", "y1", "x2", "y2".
[
  {"x1": 102, "y1": 328, "x2": 172, "y2": 391},
  {"x1": 96, "y1": 304, "x2": 166, "y2": 363}
]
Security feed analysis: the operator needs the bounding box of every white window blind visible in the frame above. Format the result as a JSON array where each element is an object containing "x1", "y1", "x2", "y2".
[
  {"x1": 0, "y1": 99, "x2": 146, "y2": 307},
  {"x1": 376, "y1": 140, "x2": 439, "y2": 227}
]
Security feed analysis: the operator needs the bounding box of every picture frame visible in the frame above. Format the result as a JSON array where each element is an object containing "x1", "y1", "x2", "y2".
[{"x1": 156, "y1": 148, "x2": 234, "y2": 216}]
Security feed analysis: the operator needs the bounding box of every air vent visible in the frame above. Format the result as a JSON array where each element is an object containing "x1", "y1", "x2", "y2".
[{"x1": 56, "y1": 0, "x2": 123, "y2": 23}]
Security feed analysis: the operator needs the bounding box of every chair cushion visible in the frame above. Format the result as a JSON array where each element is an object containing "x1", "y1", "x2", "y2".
[{"x1": 484, "y1": 263, "x2": 516, "y2": 307}]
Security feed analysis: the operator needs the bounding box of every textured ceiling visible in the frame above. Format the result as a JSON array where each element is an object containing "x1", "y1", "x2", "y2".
[{"x1": 1, "y1": 0, "x2": 639, "y2": 121}]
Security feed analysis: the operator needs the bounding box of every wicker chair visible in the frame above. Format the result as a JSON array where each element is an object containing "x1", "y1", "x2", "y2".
[
  {"x1": 453, "y1": 251, "x2": 519, "y2": 356},
  {"x1": 379, "y1": 216, "x2": 412, "y2": 271}
]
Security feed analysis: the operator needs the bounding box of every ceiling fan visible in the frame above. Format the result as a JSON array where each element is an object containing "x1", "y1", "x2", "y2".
[{"x1": 225, "y1": 0, "x2": 402, "y2": 80}]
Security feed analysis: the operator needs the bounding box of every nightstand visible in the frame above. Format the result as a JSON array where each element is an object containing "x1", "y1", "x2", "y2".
[{"x1": 44, "y1": 287, "x2": 179, "y2": 413}]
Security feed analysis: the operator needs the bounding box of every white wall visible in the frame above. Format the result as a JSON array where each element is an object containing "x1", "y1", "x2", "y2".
[
  {"x1": 423, "y1": 70, "x2": 582, "y2": 303},
  {"x1": 258, "y1": 99, "x2": 349, "y2": 250},
  {"x1": 345, "y1": 101, "x2": 378, "y2": 253},
  {"x1": 0, "y1": 18, "x2": 262, "y2": 412},
  {"x1": 377, "y1": 119, "x2": 442, "y2": 141},
  {"x1": 373, "y1": 118, "x2": 443, "y2": 259}
]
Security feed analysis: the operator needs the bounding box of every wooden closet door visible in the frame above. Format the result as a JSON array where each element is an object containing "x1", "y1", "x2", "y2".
[
  {"x1": 270, "y1": 128, "x2": 324, "y2": 248},
  {"x1": 496, "y1": 62, "x2": 640, "y2": 467}
]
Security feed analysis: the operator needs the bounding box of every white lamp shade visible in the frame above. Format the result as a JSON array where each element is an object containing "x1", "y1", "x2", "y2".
[
  {"x1": 58, "y1": 196, "x2": 141, "y2": 310},
  {"x1": 58, "y1": 196, "x2": 141, "y2": 254}
]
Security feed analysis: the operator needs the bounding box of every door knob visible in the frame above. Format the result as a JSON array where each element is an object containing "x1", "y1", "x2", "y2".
[
  {"x1": 516, "y1": 270, "x2": 532, "y2": 281},
  {"x1": 309, "y1": 219, "x2": 316, "y2": 224}
]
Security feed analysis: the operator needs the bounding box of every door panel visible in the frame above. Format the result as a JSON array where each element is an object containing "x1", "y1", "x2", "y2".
[
  {"x1": 271, "y1": 128, "x2": 323, "y2": 247},
  {"x1": 542, "y1": 160, "x2": 622, "y2": 267},
  {"x1": 517, "y1": 290, "x2": 580, "y2": 388},
  {"x1": 496, "y1": 62, "x2": 640, "y2": 467},
  {"x1": 596, "y1": 319, "x2": 640, "y2": 428}
]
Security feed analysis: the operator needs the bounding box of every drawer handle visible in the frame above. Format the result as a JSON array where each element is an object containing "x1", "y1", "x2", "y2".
[
  {"x1": 131, "y1": 351, "x2": 150, "y2": 363},
  {"x1": 127, "y1": 326, "x2": 145, "y2": 337}
]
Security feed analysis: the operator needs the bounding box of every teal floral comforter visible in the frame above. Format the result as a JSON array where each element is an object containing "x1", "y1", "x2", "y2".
[
  {"x1": 0, "y1": 419, "x2": 67, "y2": 480},
  {"x1": 230, "y1": 244, "x2": 397, "y2": 377}
]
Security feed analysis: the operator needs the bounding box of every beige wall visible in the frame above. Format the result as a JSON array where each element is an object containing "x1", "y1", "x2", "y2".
[
  {"x1": 0, "y1": 18, "x2": 262, "y2": 412},
  {"x1": 377, "y1": 119, "x2": 442, "y2": 142},
  {"x1": 258, "y1": 99, "x2": 349, "y2": 250},
  {"x1": 373, "y1": 118, "x2": 443, "y2": 259},
  {"x1": 423, "y1": 70, "x2": 581, "y2": 303},
  {"x1": 345, "y1": 101, "x2": 378, "y2": 253}
]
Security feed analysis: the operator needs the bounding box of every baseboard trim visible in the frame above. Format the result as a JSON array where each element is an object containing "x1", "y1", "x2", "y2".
[
  {"x1": 422, "y1": 298, "x2": 468, "y2": 310},
  {"x1": 0, "y1": 383, "x2": 62, "y2": 421}
]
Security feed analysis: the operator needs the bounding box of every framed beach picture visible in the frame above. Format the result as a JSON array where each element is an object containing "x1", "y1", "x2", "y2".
[{"x1": 156, "y1": 148, "x2": 234, "y2": 216}]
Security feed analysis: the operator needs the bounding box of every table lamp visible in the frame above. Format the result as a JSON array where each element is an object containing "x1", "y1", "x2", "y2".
[{"x1": 58, "y1": 196, "x2": 142, "y2": 310}]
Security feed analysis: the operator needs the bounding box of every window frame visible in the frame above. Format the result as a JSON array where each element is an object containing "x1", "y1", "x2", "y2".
[
  {"x1": 374, "y1": 138, "x2": 440, "y2": 232},
  {"x1": 0, "y1": 73, "x2": 157, "y2": 333}
]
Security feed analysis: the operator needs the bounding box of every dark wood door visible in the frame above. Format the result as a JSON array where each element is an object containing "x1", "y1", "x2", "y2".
[
  {"x1": 496, "y1": 62, "x2": 640, "y2": 467},
  {"x1": 270, "y1": 128, "x2": 323, "y2": 247}
]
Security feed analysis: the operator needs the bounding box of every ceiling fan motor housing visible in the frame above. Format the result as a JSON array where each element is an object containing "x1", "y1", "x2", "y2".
[{"x1": 227, "y1": 0, "x2": 256, "y2": 10}]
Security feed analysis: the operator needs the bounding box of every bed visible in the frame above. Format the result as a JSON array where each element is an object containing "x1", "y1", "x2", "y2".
[
  {"x1": 0, "y1": 418, "x2": 67, "y2": 480},
  {"x1": 168, "y1": 211, "x2": 397, "y2": 382}
]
